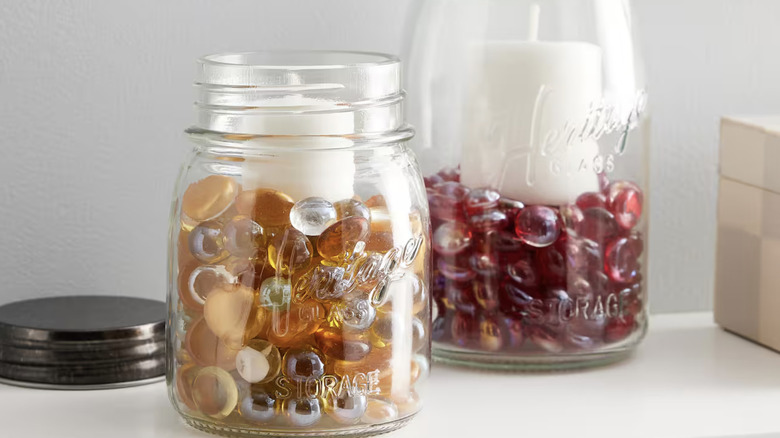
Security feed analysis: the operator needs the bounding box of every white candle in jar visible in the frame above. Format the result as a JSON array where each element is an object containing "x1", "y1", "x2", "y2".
[
  {"x1": 460, "y1": 4, "x2": 602, "y2": 205},
  {"x1": 239, "y1": 95, "x2": 357, "y2": 202}
]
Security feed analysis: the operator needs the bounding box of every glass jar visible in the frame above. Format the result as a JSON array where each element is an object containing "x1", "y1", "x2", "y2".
[
  {"x1": 166, "y1": 51, "x2": 430, "y2": 437},
  {"x1": 404, "y1": 0, "x2": 649, "y2": 369}
]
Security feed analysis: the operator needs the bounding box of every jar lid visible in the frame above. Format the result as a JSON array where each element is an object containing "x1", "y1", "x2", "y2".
[{"x1": 0, "y1": 296, "x2": 166, "y2": 389}]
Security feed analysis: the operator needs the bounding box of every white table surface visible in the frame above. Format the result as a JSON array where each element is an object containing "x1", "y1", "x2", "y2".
[{"x1": 1, "y1": 312, "x2": 779, "y2": 438}]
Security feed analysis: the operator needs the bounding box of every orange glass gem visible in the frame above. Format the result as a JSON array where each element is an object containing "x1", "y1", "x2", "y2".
[
  {"x1": 365, "y1": 195, "x2": 387, "y2": 209},
  {"x1": 266, "y1": 300, "x2": 326, "y2": 348},
  {"x1": 314, "y1": 326, "x2": 371, "y2": 362},
  {"x1": 185, "y1": 317, "x2": 238, "y2": 370},
  {"x1": 368, "y1": 206, "x2": 392, "y2": 233},
  {"x1": 333, "y1": 199, "x2": 371, "y2": 221},
  {"x1": 178, "y1": 259, "x2": 206, "y2": 312},
  {"x1": 192, "y1": 366, "x2": 239, "y2": 419},
  {"x1": 204, "y1": 285, "x2": 265, "y2": 350},
  {"x1": 235, "y1": 189, "x2": 294, "y2": 229},
  {"x1": 366, "y1": 231, "x2": 394, "y2": 253},
  {"x1": 317, "y1": 217, "x2": 370, "y2": 260},
  {"x1": 182, "y1": 175, "x2": 240, "y2": 222},
  {"x1": 267, "y1": 228, "x2": 314, "y2": 275},
  {"x1": 175, "y1": 363, "x2": 200, "y2": 411}
]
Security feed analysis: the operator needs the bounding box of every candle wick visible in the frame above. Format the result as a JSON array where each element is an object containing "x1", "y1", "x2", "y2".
[{"x1": 528, "y1": 3, "x2": 541, "y2": 42}]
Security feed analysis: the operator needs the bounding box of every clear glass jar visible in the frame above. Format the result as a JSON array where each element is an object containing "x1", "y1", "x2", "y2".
[
  {"x1": 404, "y1": 0, "x2": 649, "y2": 369},
  {"x1": 167, "y1": 51, "x2": 430, "y2": 437}
]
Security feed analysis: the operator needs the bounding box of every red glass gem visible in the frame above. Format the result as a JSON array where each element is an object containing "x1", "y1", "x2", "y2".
[
  {"x1": 468, "y1": 210, "x2": 509, "y2": 233},
  {"x1": 607, "y1": 181, "x2": 643, "y2": 230},
  {"x1": 566, "y1": 274, "x2": 594, "y2": 299},
  {"x1": 469, "y1": 253, "x2": 500, "y2": 277},
  {"x1": 506, "y1": 257, "x2": 539, "y2": 288},
  {"x1": 627, "y1": 231, "x2": 644, "y2": 255},
  {"x1": 515, "y1": 205, "x2": 561, "y2": 248},
  {"x1": 432, "y1": 222, "x2": 472, "y2": 255},
  {"x1": 438, "y1": 167, "x2": 461, "y2": 182},
  {"x1": 559, "y1": 204, "x2": 584, "y2": 234},
  {"x1": 445, "y1": 283, "x2": 478, "y2": 315},
  {"x1": 474, "y1": 278, "x2": 500, "y2": 312},
  {"x1": 501, "y1": 281, "x2": 542, "y2": 311},
  {"x1": 464, "y1": 188, "x2": 501, "y2": 215},
  {"x1": 432, "y1": 314, "x2": 452, "y2": 342},
  {"x1": 451, "y1": 312, "x2": 477, "y2": 347},
  {"x1": 502, "y1": 316, "x2": 525, "y2": 350},
  {"x1": 537, "y1": 245, "x2": 566, "y2": 285},
  {"x1": 477, "y1": 230, "x2": 526, "y2": 259},
  {"x1": 479, "y1": 316, "x2": 504, "y2": 352},
  {"x1": 598, "y1": 172, "x2": 610, "y2": 193},
  {"x1": 576, "y1": 192, "x2": 607, "y2": 211},
  {"x1": 498, "y1": 198, "x2": 525, "y2": 224},
  {"x1": 604, "y1": 237, "x2": 640, "y2": 283},
  {"x1": 428, "y1": 194, "x2": 464, "y2": 221},
  {"x1": 605, "y1": 315, "x2": 636, "y2": 343},
  {"x1": 576, "y1": 207, "x2": 618, "y2": 243},
  {"x1": 564, "y1": 237, "x2": 603, "y2": 275},
  {"x1": 527, "y1": 325, "x2": 564, "y2": 353},
  {"x1": 437, "y1": 258, "x2": 476, "y2": 282},
  {"x1": 424, "y1": 174, "x2": 445, "y2": 188},
  {"x1": 434, "y1": 181, "x2": 470, "y2": 200}
]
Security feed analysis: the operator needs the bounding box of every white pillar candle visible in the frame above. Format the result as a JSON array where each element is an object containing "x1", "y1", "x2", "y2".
[
  {"x1": 240, "y1": 96, "x2": 357, "y2": 202},
  {"x1": 460, "y1": 4, "x2": 603, "y2": 205}
]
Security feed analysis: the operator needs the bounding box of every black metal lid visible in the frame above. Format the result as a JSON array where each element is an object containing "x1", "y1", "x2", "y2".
[{"x1": 0, "y1": 296, "x2": 166, "y2": 389}]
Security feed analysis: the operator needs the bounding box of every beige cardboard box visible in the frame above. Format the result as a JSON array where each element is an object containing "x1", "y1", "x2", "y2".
[{"x1": 715, "y1": 116, "x2": 780, "y2": 352}]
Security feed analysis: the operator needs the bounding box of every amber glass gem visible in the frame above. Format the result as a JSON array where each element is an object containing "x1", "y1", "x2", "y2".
[
  {"x1": 182, "y1": 175, "x2": 240, "y2": 222},
  {"x1": 175, "y1": 363, "x2": 200, "y2": 411},
  {"x1": 317, "y1": 217, "x2": 370, "y2": 260},
  {"x1": 185, "y1": 317, "x2": 238, "y2": 370},
  {"x1": 235, "y1": 188, "x2": 295, "y2": 228},
  {"x1": 314, "y1": 326, "x2": 372, "y2": 362}
]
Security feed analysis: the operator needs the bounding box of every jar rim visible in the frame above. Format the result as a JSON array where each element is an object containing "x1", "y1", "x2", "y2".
[
  {"x1": 193, "y1": 50, "x2": 406, "y2": 137},
  {"x1": 199, "y1": 50, "x2": 399, "y2": 73}
]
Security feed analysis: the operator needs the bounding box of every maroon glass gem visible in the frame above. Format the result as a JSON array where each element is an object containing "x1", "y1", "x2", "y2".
[
  {"x1": 576, "y1": 207, "x2": 618, "y2": 243},
  {"x1": 438, "y1": 167, "x2": 461, "y2": 182},
  {"x1": 451, "y1": 312, "x2": 477, "y2": 347},
  {"x1": 498, "y1": 198, "x2": 525, "y2": 224},
  {"x1": 607, "y1": 181, "x2": 643, "y2": 230},
  {"x1": 424, "y1": 174, "x2": 445, "y2": 188},
  {"x1": 515, "y1": 205, "x2": 561, "y2": 248},
  {"x1": 434, "y1": 181, "x2": 470, "y2": 200},
  {"x1": 464, "y1": 188, "x2": 501, "y2": 215},
  {"x1": 576, "y1": 192, "x2": 607, "y2": 211},
  {"x1": 605, "y1": 315, "x2": 636, "y2": 343},
  {"x1": 428, "y1": 193, "x2": 464, "y2": 221},
  {"x1": 432, "y1": 222, "x2": 472, "y2": 255},
  {"x1": 506, "y1": 257, "x2": 539, "y2": 288},
  {"x1": 503, "y1": 316, "x2": 525, "y2": 350},
  {"x1": 474, "y1": 279, "x2": 500, "y2": 312},
  {"x1": 437, "y1": 258, "x2": 477, "y2": 282},
  {"x1": 604, "y1": 237, "x2": 640, "y2": 283},
  {"x1": 527, "y1": 325, "x2": 564, "y2": 353},
  {"x1": 468, "y1": 210, "x2": 509, "y2": 233}
]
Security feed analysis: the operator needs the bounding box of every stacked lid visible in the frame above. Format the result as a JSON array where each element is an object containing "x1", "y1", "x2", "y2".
[{"x1": 0, "y1": 296, "x2": 166, "y2": 389}]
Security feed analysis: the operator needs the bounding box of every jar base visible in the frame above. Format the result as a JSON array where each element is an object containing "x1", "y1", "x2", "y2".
[
  {"x1": 182, "y1": 414, "x2": 415, "y2": 438},
  {"x1": 432, "y1": 346, "x2": 634, "y2": 371}
]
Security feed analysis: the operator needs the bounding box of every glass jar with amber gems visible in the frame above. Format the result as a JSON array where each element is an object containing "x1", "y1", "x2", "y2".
[{"x1": 167, "y1": 51, "x2": 430, "y2": 437}]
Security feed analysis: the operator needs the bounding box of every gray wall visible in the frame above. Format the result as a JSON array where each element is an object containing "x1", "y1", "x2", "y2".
[{"x1": 1, "y1": 0, "x2": 779, "y2": 313}]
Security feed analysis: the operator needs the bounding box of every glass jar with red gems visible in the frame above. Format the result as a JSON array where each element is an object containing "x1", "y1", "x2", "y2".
[{"x1": 405, "y1": 0, "x2": 649, "y2": 369}]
